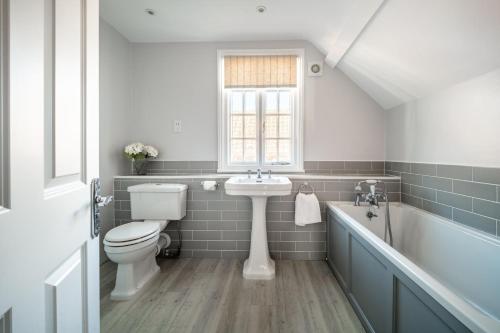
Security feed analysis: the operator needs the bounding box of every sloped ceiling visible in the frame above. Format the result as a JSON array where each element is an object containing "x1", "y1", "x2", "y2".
[
  {"x1": 337, "y1": 0, "x2": 500, "y2": 109},
  {"x1": 101, "y1": 0, "x2": 500, "y2": 110}
]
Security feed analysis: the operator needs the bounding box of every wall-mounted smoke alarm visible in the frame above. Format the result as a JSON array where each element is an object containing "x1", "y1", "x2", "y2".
[{"x1": 308, "y1": 61, "x2": 323, "y2": 77}]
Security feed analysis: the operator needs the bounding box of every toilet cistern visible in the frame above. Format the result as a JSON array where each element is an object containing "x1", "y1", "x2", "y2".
[{"x1": 225, "y1": 174, "x2": 292, "y2": 280}]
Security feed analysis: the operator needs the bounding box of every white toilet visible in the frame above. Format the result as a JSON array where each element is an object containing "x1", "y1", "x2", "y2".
[{"x1": 104, "y1": 183, "x2": 187, "y2": 300}]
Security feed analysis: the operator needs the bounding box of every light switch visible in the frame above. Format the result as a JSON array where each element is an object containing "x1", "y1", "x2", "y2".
[{"x1": 174, "y1": 120, "x2": 182, "y2": 133}]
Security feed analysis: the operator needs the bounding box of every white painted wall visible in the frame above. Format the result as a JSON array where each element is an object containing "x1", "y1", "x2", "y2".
[
  {"x1": 99, "y1": 20, "x2": 132, "y2": 263},
  {"x1": 385, "y1": 68, "x2": 500, "y2": 167},
  {"x1": 129, "y1": 40, "x2": 385, "y2": 161}
]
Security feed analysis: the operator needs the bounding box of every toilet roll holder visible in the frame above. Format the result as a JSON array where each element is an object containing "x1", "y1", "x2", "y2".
[{"x1": 200, "y1": 180, "x2": 219, "y2": 190}]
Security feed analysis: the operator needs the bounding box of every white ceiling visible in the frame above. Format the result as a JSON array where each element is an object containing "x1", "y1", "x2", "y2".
[
  {"x1": 101, "y1": 0, "x2": 500, "y2": 110},
  {"x1": 100, "y1": 0, "x2": 378, "y2": 46}
]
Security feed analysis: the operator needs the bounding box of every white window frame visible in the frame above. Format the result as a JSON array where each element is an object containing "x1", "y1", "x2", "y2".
[{"x1": 217, "y1": 49, "x2": 304, "y2": 173}]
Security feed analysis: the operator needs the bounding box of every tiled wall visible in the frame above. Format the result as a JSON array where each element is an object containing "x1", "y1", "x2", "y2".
[
  {"x1": 133, "y1": 160, "x2": 386, "y2": 176},
  {"x1": 144, "y1": 161, "x2": 218, "y2": 175},
  {"x1": 113, "y1": 176, "x2": 401, "y2": 260},
  {"x1": 386, "y1": 161, "x2": 500, "y2": 237},
  {"x1": 304, "y1": 161, "x2": 385, "y2": 175}
]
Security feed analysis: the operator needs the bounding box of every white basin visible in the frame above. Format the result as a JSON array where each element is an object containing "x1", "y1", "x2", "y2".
[
  {"x1": 225, "y1": 175, "x2": 292, "y2": 280},
  {"x1": 225, "y1": 175, "x2": 292, "y2": 196}
]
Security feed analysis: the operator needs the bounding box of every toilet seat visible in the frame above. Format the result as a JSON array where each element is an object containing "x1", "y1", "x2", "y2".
[
  {"x1": 104, "y1": 221, "x2": 160, "y2": 247},
  {"x1": 104, "y1": 235, "x2": 159, "y2": 254}
]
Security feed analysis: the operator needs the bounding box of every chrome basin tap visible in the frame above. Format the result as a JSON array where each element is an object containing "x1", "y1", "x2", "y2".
[{"x1": 256, "y1": 168, "x2": 262, "y2": 182}]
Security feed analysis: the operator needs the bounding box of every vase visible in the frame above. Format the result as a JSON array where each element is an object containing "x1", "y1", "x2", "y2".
[{"x1": 132, "y1": 159, "x2": 149, "y2": 175}]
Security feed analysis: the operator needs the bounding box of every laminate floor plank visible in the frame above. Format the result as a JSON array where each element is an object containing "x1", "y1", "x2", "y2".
[{"x1": 101, "y1": 258, "x2": 364, "y2": 333}]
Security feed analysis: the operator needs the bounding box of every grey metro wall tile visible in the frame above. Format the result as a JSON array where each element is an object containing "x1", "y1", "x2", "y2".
[
  {"x1": 472, "y1": 199, "x2": 500, "y2": 220},
  {"x1": 281, "y1": 231, "x2": 309, "y2": 241},
  {"x1": 345, "y1": 161, "x2": 372, "y2": 170},
  {"x1": 222, "y1": 230, "x2": 251, "y2": 240},
  {"x1": 473, "y1": 167, "x2": 500, "y2": 185},
  {"x1": 207, "y1": 240, "x2": 237, "y2": 250},
  {"x1": 401, "y1": 172, "x2": 423, "y2": 186},
  {"x1": 402, "y1": 194, "x2": 423, "y2": 209},
  {"x1": 411, "y1": 163, "x2": 437, "y2": 176},
  {"x1": 303, "y1": 161, "x2": 319, "y2": 170},
  {"x1": 452, "y1": 209, "x2": 496, "y2": 235},
  {"x1": 436, "y1": 191, "x2": 472, "y2": 212},
  {"x1": 437, "y1": 165, "x2": 472, "y2": 181},
  {"x1": 318, "y1": 161, "x2": 345, "y2": 170},
  {"x1": 193, "y1": 230, "x2": 221, "y2": 240},
  {"x1": 422, "y1": 200, "x2": 452, "y2": 219},
  {"x1": 390, "y1": 161, "x2": 411, "y2": 173},
  {"x1": 453, "y1": 180, "x2": 497, "y2": 201},
  {"x1": 421, "y1": 176, "x2": 452, "y2": 192},
  {"x1": 411, "y1": 186, "x2": 436, "y2": 201}
]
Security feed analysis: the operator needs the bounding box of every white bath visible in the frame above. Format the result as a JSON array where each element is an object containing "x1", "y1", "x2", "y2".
[{"x1": 327, "y1": 201, "x2": 500, "y2": 333}]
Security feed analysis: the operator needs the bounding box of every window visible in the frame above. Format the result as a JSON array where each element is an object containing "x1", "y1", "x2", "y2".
[{"x1": 218, "y1": 50, "x2": 304, "y2": 172}]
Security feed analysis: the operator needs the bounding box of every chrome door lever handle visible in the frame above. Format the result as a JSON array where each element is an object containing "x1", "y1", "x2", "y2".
[
  {"x1": 90, "y1": 178, "x2": 113, "y2": 239},
  {"x1": 95, "y1": 195, "x2": 113, "y2": 207}
]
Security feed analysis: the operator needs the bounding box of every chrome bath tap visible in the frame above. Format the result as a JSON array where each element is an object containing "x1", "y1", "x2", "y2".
[{"x1": 354, "y1": 180, "x2": 393, "y2": 246}]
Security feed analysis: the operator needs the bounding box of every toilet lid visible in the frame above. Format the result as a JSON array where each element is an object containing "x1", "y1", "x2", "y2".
[{"x1": 104, "y1": 222, "x2": 159, "y2": 243}]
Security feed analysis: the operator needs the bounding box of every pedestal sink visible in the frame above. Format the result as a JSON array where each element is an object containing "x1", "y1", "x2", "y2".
[{"x1": 225, "y1": 175, "x2": 292, "y2": 280}]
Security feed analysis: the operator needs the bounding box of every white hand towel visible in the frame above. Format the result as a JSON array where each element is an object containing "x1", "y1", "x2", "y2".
[{"x1": 295, "y1": 192, "x2": 322, "y2": 226}]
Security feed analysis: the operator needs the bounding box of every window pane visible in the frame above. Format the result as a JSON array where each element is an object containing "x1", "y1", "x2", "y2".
[
  {"x1": 231, "y1": 92, "x2": 243, "y2": 113},
  {"x1": 265, "y1": 91, "x2": 278, "y2": 113},
  {"x1": 243, "y1": 140, "x2": 257, "y2": 162},
  {"x1": 244, "y1": 115, "x2": 256, "y2": 138},
  {"x1": 279, "y1": 91, "x2": 291, "y2": 114},
  {"x1": 231, "y1": 115, "x2": 243, "y2": 138},
  {"x1": 265, "y1": 139, "x2": 278, "y2": 163},
  {"x1": 230, "y1": 139, "x2": 243, "y2": 162},
  {"x1": 244, "y1": 92, "x2": 256, "y2": 114},
  {"x1": 278, "y1": 139, "x2": 291, "y2": 162},
  {"x1": 226, "y1": 87, "x2": 296, "y2": 168},
  {"x1": 279, "y1": 115, "x2": 291, "y2": 138},
  {"x1": 265, "y1": 115, "x2": 278, "y2": 138}
]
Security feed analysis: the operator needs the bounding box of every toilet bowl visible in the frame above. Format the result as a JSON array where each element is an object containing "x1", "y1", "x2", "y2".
[
  {"x1": 104, "y1": 221, "x2": 165, "y2": 300},
  {"x1": 104, "y1": 183, "x2": 187, "y2": 301}
]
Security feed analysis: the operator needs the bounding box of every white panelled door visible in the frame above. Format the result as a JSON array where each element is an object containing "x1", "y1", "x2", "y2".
[{"x1": 0, "y1": 0, "x2": 100, "y2": 332}]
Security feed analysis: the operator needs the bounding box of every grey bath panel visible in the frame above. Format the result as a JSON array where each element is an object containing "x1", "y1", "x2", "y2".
[
  {"x1": 351, "y1": 238, "x2": 392, "y2": 333},
  {"x1": 332, "y1": 219, "x2": 348, "y2": 283},
  {"x1": 327, "y1": 206, "x2": 473, "y2": 333},
  {"x1": 396, "y1": 281, "x2": 454, "y2": 333},
  {"x1": 395, "y1": 278, "x2": 469, "y2": 333}
]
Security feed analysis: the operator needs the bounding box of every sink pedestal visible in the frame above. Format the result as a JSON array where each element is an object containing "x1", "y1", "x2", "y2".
[
  {"x1": 243, "y1": 196, "x2": 275, "y2": 280},
  {"x1": 224, "y1": 175, "x2": 291, "y2": 280}
]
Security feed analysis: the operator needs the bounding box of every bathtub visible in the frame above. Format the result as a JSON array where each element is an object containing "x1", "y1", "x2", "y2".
[{"x1": 326, "y1": 201, "x2": 500, "y2": 333}]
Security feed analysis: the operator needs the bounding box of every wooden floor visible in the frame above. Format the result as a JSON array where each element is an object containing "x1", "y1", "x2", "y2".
[{"x1": 100, "y1": 258, "x2": 364, "y2": 333}]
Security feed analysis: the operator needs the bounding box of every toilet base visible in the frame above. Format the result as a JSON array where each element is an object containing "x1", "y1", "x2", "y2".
[{"x1": 110, "y1": 249, "x2": 160, "y2": 301}]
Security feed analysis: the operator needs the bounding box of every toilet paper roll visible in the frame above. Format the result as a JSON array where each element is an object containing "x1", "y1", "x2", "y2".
[{"x1": 202, "y1": 180, "x2": 218, "y2": 191}]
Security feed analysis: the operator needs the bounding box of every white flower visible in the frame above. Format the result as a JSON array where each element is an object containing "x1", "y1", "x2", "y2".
[
  {"x1": 144, "y1": 145, "x2": 159, "y2": 158},
  {"x1": 124, "y1": 142, "x2": 145, "y2": 156}
]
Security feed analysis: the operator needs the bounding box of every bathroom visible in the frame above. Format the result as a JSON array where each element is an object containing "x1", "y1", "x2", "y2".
[{"x1": 0, "y1": 0, "x2": 499, "y2": 332}]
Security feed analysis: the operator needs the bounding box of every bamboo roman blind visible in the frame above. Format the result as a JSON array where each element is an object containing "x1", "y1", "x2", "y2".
[{"x1": 224, "y1": 55, "x2": 297, "y2": 88}]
